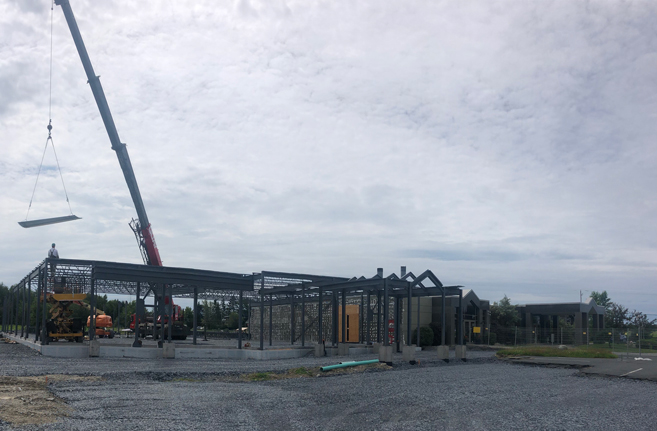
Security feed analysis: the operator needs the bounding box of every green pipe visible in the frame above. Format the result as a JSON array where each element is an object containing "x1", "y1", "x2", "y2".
[{"x1": 320, "y1": 359, "x2": 379, "y2": 372}]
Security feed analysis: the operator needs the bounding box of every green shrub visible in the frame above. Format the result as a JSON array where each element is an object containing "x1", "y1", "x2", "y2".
[
  {"x1": 489, "y1": 332, "x2": 497, "y2": 345},
  {"x1": 411, "y1": 326, "x2": 434, "y2": 347},
  {"x1": 428, "y1": 322, "x2": 442, "y2": 345}
]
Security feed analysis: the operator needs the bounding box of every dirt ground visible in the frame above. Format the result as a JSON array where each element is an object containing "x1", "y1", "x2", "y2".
[{"x1": 0, "y1": 375, "x2": 100, "y2": 426}]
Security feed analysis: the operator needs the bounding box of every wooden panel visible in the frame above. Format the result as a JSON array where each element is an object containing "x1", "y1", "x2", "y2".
[{"x1": 338, "y1": 304, "x2": 360, "y2": 343}]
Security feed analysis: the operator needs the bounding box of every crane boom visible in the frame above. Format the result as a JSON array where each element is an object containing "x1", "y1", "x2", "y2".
[{"x1": 55, "y1": 0, "x2": 162, "y2": 266}]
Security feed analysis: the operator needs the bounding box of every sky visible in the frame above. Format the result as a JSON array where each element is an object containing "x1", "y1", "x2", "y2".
[{"x1": 1, "y1": 0, "x2": 655, "y2": 315}]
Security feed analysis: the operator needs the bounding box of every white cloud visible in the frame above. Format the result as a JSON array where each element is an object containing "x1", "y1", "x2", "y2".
[{"x1": 0, "y1": 0, "x2": 655, "y2": 315}]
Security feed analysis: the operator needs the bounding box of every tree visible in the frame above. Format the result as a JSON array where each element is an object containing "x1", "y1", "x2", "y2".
[
  {"x1": 589, "y1": 291, "x2": 611, "y2": 309},
  {"x1": 226, "y1": 312, "x2": 239, "y2": 330},
  {"x1": 490, "y1": 295, "x2": 520, "y2": 345},
  {"x1": 627, "y1": 310, "x2": 657, "y2": 331},
  {"x1": 183, "y1": 306, "x2": 194, "y2": 329},
  {"x1": 605, "y1": 302, "x2": 629, "y2": 328},
  {"x1": 490, "y1": 295, "x2": 520, "y2": 328}
]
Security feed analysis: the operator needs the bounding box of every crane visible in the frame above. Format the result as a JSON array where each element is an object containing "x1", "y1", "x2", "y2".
[
  {"x1": 54, "y1": 0, "x2": 162, "y2": 267},
  {"x1": 53, "y1": 1, "x2": 188, "y2": 342}
]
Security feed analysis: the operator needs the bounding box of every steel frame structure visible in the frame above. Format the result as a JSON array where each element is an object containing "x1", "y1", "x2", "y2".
[
  {"x1": 249, "y1": 268, "x2": 464, "y2": 352},
  {"x1": 2, "y1": 261, "x2": 465, "y2": 355},
  {"x1": 2, "y1": 258, "x2": 253, "y2": 348}
]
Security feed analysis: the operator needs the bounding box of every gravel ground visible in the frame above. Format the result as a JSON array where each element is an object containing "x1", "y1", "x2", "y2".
[{"x1": 1, "y1": 341, "x2": 656, "y2": 430}]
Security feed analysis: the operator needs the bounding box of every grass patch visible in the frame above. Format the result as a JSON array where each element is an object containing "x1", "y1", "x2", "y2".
[
  {"x1": 171, "y1": 377, "x2": 202, "y2": 383},
  {"x1": 247, "y1": 372, "x2": 275, "y2": 381},
  {"x1": 592, "y1": 344, "x2": 657, "y2": 354},
  {"x1": 289, "y1": 367, "x2": 313, "y2": 376},
  {"x1": 496, "y1": 346, "x2": 616, "y2": 359}
]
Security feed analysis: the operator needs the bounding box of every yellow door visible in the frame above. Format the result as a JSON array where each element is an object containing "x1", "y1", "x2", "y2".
[{"x1": 338, "y1": 304, "x2": 360, "y2": 343}]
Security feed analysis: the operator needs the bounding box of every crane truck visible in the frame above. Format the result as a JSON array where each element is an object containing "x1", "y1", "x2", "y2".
[{"x1": 54, "y1": 0, "x2": 187, "y2": 340}]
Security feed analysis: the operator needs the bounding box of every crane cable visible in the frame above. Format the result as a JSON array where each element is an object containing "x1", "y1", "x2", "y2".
[{"x1": 25, "y1": 1, "x2": 74, "y2": 221}]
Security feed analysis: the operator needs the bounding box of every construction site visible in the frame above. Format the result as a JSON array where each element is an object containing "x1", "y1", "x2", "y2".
[
  {"x1": 2, "y1": 0, "x2": 470, "y2": 364},
  {"x1": 3, "y1": 1, "x2": 656, "y2": 430}
]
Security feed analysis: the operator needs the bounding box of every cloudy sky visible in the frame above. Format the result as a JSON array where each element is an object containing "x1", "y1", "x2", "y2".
[{"x1": 1, "y1": 0, "x2": 655, "y2": 315}]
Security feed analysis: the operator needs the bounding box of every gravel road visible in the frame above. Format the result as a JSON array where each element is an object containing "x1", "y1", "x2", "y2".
[{"x1": 1, "y1": 341, "x2": 656, "y2": 430}]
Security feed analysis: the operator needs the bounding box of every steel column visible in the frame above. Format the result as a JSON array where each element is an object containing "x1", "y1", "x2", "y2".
[
  {"x1": 41, "y1": 267, "x2": 47, "y2": 344},
  {"x1": 238, "y1": 290, "x2": 243, "y2": 349},
  {"x1": 383, "y1": 280, "x2": 389, "y2": 346},
  {"x1": 366, "y1": 290, "x2": 371, "y2": 345},
  {"x1": 26, "y1": 278, "x2": 32, "y2": 339},
  {"x1": 376, "y1": 291, "x2": 381, "y2": 343},
  {"x1": 458, "y1": 289, "x2": 463, "y2": 346},
  {"x1": 167, "y1": 285, "x2": 172, "y2": 343},
  {"x1": 341, "y1": 289, "x2": 347, "y2": 343},
  {"x1": 290, "y1": 294, "x2": 295, "y2": 345},
  {"x1": 301, "y1": 284, "x2": 305, "y2": 346},
  {"x1": 21, "y1": 281, "x2": 26, "y2": 338},
  {"x1": 90, "y1": 268, "x2": 96, "y2": 341},
  {"x1": 15, "y1": 284, "x2": 19, "y2": 336},
  {"x1": 133, "y1": 281, "x2": 141, "y2": 347},
  {"x1": 159, "y1": 284, "x2": 165, "y2": 347},
  {"x1": 407, "y1": 284, "x2": 412, "y2": 346},
  {"x1": 394, "y1": 295, "x2": 400, "y2": 351},
  {"x1": 360, "y1": 292, "x2": 364, "y2": 343},
  {"x1": 192, "y1": 287, "x2": 198, "y2": 345},
  {"x1": 269, "y1": 294, "x2": 273, "y2": 346},
  {"x1": 441, "y1": 288, "x2": 446, "y2": 346},
  {"x1": 416, "y1": 295, "x2": 420, "y2": 348},
  {"x1": 259, "y1": 274, "x2": 265, "y2": 350},
  {"x1": 318, "y1": 287, "x2": 323, "y2": 344},
  {"x1": 332, "y1": 291, "x2": 338, "y2": 346}
]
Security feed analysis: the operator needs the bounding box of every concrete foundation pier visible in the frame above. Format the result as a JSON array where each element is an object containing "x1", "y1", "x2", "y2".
[
  {"x1": 379, "y1": 345, "x2": 393, "y2": 364},
  {"x1": 402, "y1": 345, "x2": 416, "y2": 362},
  {"x1": 455, "y1": 345, "x2": 466, "y2": 361},
  {"x1": 314, "y1": 343, "x2": 325, "y2": 357},
  {"x1": 88, "y1": 340, "x2": 100, "y2": 357},
  {"x1": 338, "y1": 343, "x2": 350, "y2": 356},
  {"x1": 437, "y1": 345, "x2": 449, "y2": 362},
  {"x1": 163, "y1": 343, "x2": 176, "y2": 359}
]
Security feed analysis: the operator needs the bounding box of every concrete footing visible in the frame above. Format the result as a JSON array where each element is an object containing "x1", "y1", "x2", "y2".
[
  {"x1": 372, "y1": 343, "x2": 381, "y2": 354},
  {"x1": 437, "y1": 345, "x2": 449, "y2": 362},
  {"x1": 314, "y1": 343, "x2": 325, "y2": 357},
  {"x1": 163, "y1": 342, "x2": 176, "y2": 359},
  {"x1": 402, "y1": 345, "x2": 416, "y2": 362},
  {"x1": 338, "y1": 343, "x2": 350, "y2": 356},
  {"x1": 89, "y1": 340, "x2": 100, "y2": 357},
  {"x1": 455, "y1": 345, "x2": 467, "y2": 361},
  {"x1": 4, "y1": 334, "x2": 312, "y2": 360},
  {"x1": 379, "y1": 345, "x2": 393, "y2": 363}
]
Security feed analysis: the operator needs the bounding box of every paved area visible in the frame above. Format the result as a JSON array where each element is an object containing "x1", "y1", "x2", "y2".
[
  {"x1": 506, "y1": 354, "x2": 657, "y2": 381},
  {"x1": 1, "y1": 340, "x2": 656, "y2": 430}
]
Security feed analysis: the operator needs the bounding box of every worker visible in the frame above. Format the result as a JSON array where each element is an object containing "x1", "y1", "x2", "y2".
[
  {"x1": 48, "y1": 243, "x2": 59, "y2": 277},
  {"x1": 48, "y1": 243, "x2": 59, "y2": 259}
]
